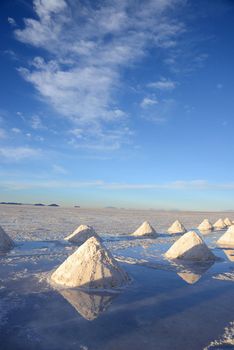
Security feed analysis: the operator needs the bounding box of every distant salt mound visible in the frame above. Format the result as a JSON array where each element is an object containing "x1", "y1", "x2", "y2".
[
  {"x1": 64, "y1": 224, "x2": 99, "y2": 244},
  {"x1": 59, "y1": 289, "x2": 116, "y2": 320},
  {"x1": 168, "y1": 220, "x2": 186, "y2": 234},
  {"x1": 132, "y1": 221, "x2": 157, "y2": 237},
  {"x1": 165, "y1": 231, "x2": 215, "y2": 261},
  {"x1": 217, "y1": 225, "x2": 234, "y2": 246},
  {"x1": 198, "y1": 219, "x2": 213, "y2": 231},
  {"x1": 51, "y1": 236, "x2": 129, "y2": 289},
  {"x1": 0, "y1": 226, "x2": 14, "y2": 251},
  {"x1": 224, "y1": 217, "x2": 232, "y2": 226},
  {"x1": 213, "y1": 218, "x2": 226, "y2": 230}
]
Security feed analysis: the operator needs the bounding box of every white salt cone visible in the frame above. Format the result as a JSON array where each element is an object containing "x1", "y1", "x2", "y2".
[
  {"x1": 224, "y1": 217, "x2": 232, "y2": 226},
  {"x1": 51, "y1": 236, "x2": 129, "y2": 289},
  {"x1": 0, "y1": 226, "x2": 14, "y2": 251},
  {"x1": 64, "y1": 224, "x2": 99, "y2": 244},
  {"x1": 217, "y1": 225, "x2": 234, "y2": 246},
  {"x1": 168, "y1": 220, "x2": 186, "y2": 234},
  {"x1": 165, "y1": 231, "x2": 215, "y2": 261},
  {"x1": 132, "y1": 221, "x2": 157, "y2": 237},
  {"x1": 198, "y1": 219, "x2": 213, "y2": 231},
  {"x1": 213, "y1": 218, "x2": 226, "y2": 230}
]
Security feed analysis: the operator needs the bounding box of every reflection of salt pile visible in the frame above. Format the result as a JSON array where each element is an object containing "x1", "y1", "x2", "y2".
[
  {"x1": 132, "y1": 221, "x2": 157, "y2": 237},
  {"x1": 224, "y1": 217, "x2": 232, "y2": 226},
  {"x1": 223, "y1": 249, "x2": 234, "y2": 261},
  {"x1": 165, "y1": 231, "x2": 215, "y2": 261},
  {"x1": 176, "y1": 260, "x2": 214, "y2": 284},
  {"x1": 198, "y1": 219, "x2": 213, "y2": 231},
  {"x1": 168, "y1": 220, "x2": 186, "y2": 234},
  {"x1": 59, "y1": 289, "x2": 116, "y2": 320},
  {"x1": 51, "y1": 236, "x2": 129, "y2": 288},
  {"x1": 213, "y1": 218, "x2": 226, "y2": 230},
  {"x1": 64, "y1": 224, "x2": 99, "y2": 244},
  {"x1": 0, "y1": 226, "x2": 14, "y2": 251},
  {"x1": 217, "y1": 225, "x2": 234, "y2": 246}
]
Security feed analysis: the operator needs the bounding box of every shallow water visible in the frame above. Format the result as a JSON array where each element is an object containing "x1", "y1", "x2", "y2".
[{"x1": 1, "y1": 205, "x2": 234, "y2": 349}]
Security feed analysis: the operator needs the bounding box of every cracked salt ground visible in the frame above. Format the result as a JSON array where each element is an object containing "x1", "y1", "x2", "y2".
[{"x1": 1, "y1": 206, "x2": 234, "y2": 349}]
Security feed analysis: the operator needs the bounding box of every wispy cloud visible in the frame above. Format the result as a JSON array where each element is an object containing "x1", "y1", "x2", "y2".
[
  {"x1": 0, "y1": 147, "x2": 41, "y2": 161},
  {"x1": 0, "y1": 128, "x2": 7, "y2": 139},
  {"x1": 1, "y1": 178, "x2": 234, "y2": 191},
  {"x1": 14, "y1": 0, "x2": 185, "y2": 149},
  {"x1": 140, "y1": 97, "x2": 158, "y2": 108},
  {"x1": 147, "y1": 78, "x2": 177, "y2": 90}
]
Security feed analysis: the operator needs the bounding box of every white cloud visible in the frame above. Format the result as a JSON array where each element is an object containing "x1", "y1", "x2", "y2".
[
  {"x1": 11, "y1": 128, "x2": 21, "y2": 134},
  {"x1": 140, "y1": 97, "x2": 158, "y2": 108},
  {"x1": 52, "y1": 164, "x2": 68, "y2": 174},
  {"x1": 14, "y1": 0, "x2": 185, "y2": 149},
  {"x1": 0, "y1": 147, "x2": 41, "y2": 161},
  {"x1": 8, "y1": 17, "x2": 16, "y2": 27},
  {"x1": 30, "y1": 115, "x2": 45, "y2": 129},
  {"x1": 2, "y1": 178, "x2": 234, "y2": 191},
  {"x1": 148, "y1": 78, "x2": 177, "y2": 90},
  {"x1": 0, "y1": 128, "x2": 7, "y2": 139}
]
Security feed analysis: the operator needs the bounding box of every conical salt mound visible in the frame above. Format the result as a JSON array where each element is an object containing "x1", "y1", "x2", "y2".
[
  {"x1": 168, "y1": 220, "x2": 186, "y2": 234},
  {"x1": 59, "y1": 289, "x2": 116, "y2": 320},
  {"x1": 165, "y1": 231, "x2": 215, "y2": 261},
  {"x1": 224, "y1": 217, "x2": 232, "y2": 226},
  {"x1": 132, "y1": 221, "x2": 157, "y2": 237},
  {"x1": 217, "y1": 225, "x2": 234, "y2": 246},
  {"x1": 198, "y1": 219, "x2": 213, "y2": 231},
  {"x1": 64, "y1": 224, "x2": 99, "y2": 244},
  {"x1": 0, "y1": 226, "x2": 14, "y2": 251},
  {"x1": 213, "y1": 218, "x2": 226, "y2": 230},
  {"x1": 51, "y1": 236, "x2": 129, "y2": 289}
]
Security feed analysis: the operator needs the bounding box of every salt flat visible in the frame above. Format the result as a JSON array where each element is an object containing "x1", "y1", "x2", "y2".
[{"x1": 0, "y1": 205, "x2": 234, "y2": 350}]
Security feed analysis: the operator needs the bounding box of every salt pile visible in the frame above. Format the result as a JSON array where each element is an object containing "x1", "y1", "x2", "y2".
[
  {"x1": 51, "y1": 236, "x2": 129, "y2": 289},
  {"x1": 0, "y1": 226, "x2": 14, "y2": 251},
  {"x1": 213, "y1": 218, "x2": 226, "y2": 230},
  {"x1": 64, "y1": 224, "x2": 99, "y2": 244},
  {"x1": 165, "y1": 231, "x2": 215, "y2": 261},
  {"x1": 198, "y1": 219, "x2": 213, "y2": 231},
  {"x1": 217, "y1": 225, "x2": 234, "y2": 246},
  {"x1": 168, "y1": 220, "x2": 186, "y2": 234},
  {"x1": 132, "y1": 221, "x2": 157, "y2": 237},
  {"x1": 224, "y1": 217, "x2": 232, "y2": 226},
  {"x1": 59, "y1": 289, "x2": 116, "y2": 320}
]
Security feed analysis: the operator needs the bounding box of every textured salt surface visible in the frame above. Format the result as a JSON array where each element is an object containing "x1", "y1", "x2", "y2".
[
  {"x1": 1, "y1": 206, "x2": 234, "y2": 350},
  {"x1": 198, "y1": 219, "x2": 213, "y2": 232}
]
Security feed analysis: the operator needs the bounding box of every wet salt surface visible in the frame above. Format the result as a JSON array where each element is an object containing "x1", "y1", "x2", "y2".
[{"x1": 1, "y1": 206, "x2": 234, "y2": 349}]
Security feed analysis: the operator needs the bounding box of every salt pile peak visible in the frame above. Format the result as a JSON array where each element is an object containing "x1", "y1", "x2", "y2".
[
  {"x1": 0, "y1": 226, "x2": 14, "y2": 251},
  {"x1": 64, "y1": 224, "x2": 99, "y2": 244},
  {"x1": 217, "y1": 225, "x2": 234, "y2": 246},
  {"x1": 51, "y1": 236, "x2": 129, "y2": 289},
  {"x1": 168, "y1": 219, "x2": 186, "y2": 234},
  {"x1": 214, "y1": 218, "x2": 227, "y2": 230},
  {"x1": 198, "y1": 219, "x2": 213, "y2": 231},
  {"x1": 224, "y1": 217, "x2": 232, "y2": 226},
  {"x1": 132, "y1": 221, "x2": 157, "y2": 237},
  {"x1": 165, "y1": 230, "x2": 215, "y2": 261}
]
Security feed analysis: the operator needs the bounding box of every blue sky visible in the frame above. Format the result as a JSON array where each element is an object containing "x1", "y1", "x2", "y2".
[{"x1": 0, "y1": 0, "x2": 234, "y2": 210}]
